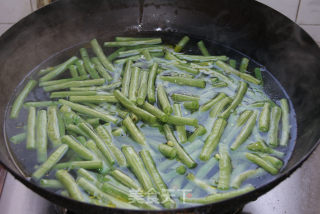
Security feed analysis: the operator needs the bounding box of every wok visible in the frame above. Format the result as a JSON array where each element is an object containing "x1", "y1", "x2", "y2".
[{"x1": 1, "y1": 0, "x2": 320, "y2": 213}]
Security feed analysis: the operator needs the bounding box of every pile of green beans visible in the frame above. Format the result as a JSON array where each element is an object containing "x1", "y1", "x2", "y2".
[{"x1": 7, "y1": 35, "x2": 292, "y2": 209}]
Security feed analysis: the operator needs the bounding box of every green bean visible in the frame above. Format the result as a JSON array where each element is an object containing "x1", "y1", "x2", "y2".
[
  {"x1": 229, "y1": 59, "x2": 237, "y2": 68},
  {"x1": 86, "y1": 118, "x2": 100, "y2": 127},
  {"x1": 80, "y1": 48, "x2": 100, "y2": 79},
  {"x1": 217, "y1": 148, "x2": 232, "y2": 190},
  {"x1": 136, "y1": 70, "x2": 149, "y2": 105},
  {"x1": 164, "y1": 50, "x2": 187, "y2": 64},
  {"x1": 175, "y1": 54, "x2": 228, "y2": 62},
  {"x1": 140, "y1": 149, "x2": 176, "y2": 208},
  {"x1": 142, "y1": 101, "x2": 168, "y2": 122},
  {"x1": 10, "y1": 80, "x2": 37, "y2": 119},
  {"x1": 247, "y1": 141, "x2": 284, "y2": 157},
  {"x1": 121, "y1": 60, "x2": 132, "y2": 97},
  {"x1": 188, "y1": 125, "x2": 207, "y2": 143},
  {"x1": 113, "y1": 55, "x2": 142, "y2": 64},
  {"x1": 84, "y1": 140, "x2": 111, "y2": 174},
  {"x1": 239, "y1": 58, "x2": 249, "y2": 73},
  {"x1": 160, "y1": 76, "x2": 206, "y2": 88},
  {"x1": 197, "y1": 40, "x2": 210, "y2": 56},
  {"x1": 50, "y1": 91, "x2": 97, "y2": 98},
  {"x1": 61, "y1": 135, "x2": 94, "y2": 160},
  {"x1": 91, "y1": 39, "x2": 115, "y2": 72},
  {"x1": 96, "y1": 125, "x2": 126, "y2": 167},
  {"x1": 111, "y1": 127, "x2": 125, "y2": 136},
  {"x1": 128, "y1": 66, "x2": 140, "y2": 102},
  {"x1": 109, "y1": 169, "x2": 141, "y2": 191},
  {"x1": 212, "y1": 81, "x2": 228, "y2": 88},
  {"x1": 157, "y1": 85, "x2": 172, "y2": 114},
  {"x1": 104, "y1": 38, "x2": 162, "y2": 47},
  {"x1": 23, "y1": 101, "x2": 59, "y2": 108},
  {"x1": 101, "y1": 182, "x2": 156, "y2": 209},
  {"x1": 69, "y1": 65, "x2": 79, "y2": 77},
  {"x1": 77, "y1": 177, "x2": 138, "y2": 209},
  {"x1": 163, "y1": 124, "x2": 197, "y2": 168},
  {"x1": 44, "y1": 78, "x2": 105, "y2": 92},
  {"x1": 76, "y1": 168, "x2": 99, "y2": 184},
  {"x1": 158, "y1": 144, "x2": 177, "y2": 159},
  {"x1": 237, "y1": 110, "x2": 253, "y2": 126},
  {"x1": 209, "y1": 97, "x2": 232, "y2": 118},
  {"x1": 245, "y1": 153, "x2": 278, "y2": 175},
  {"x1": 55, "y1": 160, "x2": 103, "y2": 170},
  {"x1": 171, "y1": 93, "x2": 200, "y2": 102},
  {"x1": 39, "y1": 56, "x2": 78, "y2": 82},
  {"x1": 39, "y1": 76, "x2": 88, "y2": 87},
  {"x1": 32, "y1": 144, "x2": 68, "y2": 180},
  {"x1": 56, "y1": 170, "x2": 85, "y2": 201},
  {"x1": 65, "y1": 124, "x2": 89, "y2": 137},
  {"x1": 219, "y1": 81, "x2": 248, "y2": 119},
  {"x1": 59, "y1": 99, "x2": 118, "y2": 123},
  {"x1": 173, "y1": 104, "x2": 187, "y2": 143},
  {"x1": 171, "y1": 63, "x2": 199, "y2": 74},
  {"x1": 200, "y1": 93, "x2": 226, "y2": 112},
  {"x1": 176, "y1": 165, "x2": 186, "y2": 175},
  {"x1": 231, "y1": 111, "x2": 258, "y2": 150},
  {"x1": 76, "y1": 136, "x2": 86, "y2": 145},
  {"x1": 186, "y1": 173, "x2": 216, "y2": 194},
  {"x1": 174, "y1": 36, "x2": 190, "y2": 52},
  {"x1": 47, "y1": 106, "x2": 61, "y2": 147},
  {"x1": 268, "y1": 106, "x2": 282, "y2": 147},
  {"x1": 141, "y1": 49, "x2": 152, "y2": 61},
  {"x1": 216, "y1": 60, "x2": 261, "y2": 85},
  {"x1": 167, "y1": 115, "x2": 198, "y2": 127},
  {"x1": 91, "y1": 57, "x2": 113, "y2": 81},
  {"x1": 113, "y1": 90, "x2": 157, "y2": 124},
  {"x1": 121, "y1": 146, "x2": 154, "y2": 193},
  {"x1": 118, "y1": 46, "x2": 163, "y2": 58},
  {"x1": 36, "y1": 110, "x2": 48, "y2": 163},
  {"x1": 75, "y1": 59, "x2": 87, "y2": 76},
  {"x1": 122, "y1": 116, "x2": 146, "y2": 145},
  {"x1": 280, "y1": 99, "x2": 290, "y2": 146},
  {"x1": 107, "y1": 47, "x2": 127, "y2": 61},
  {"x1": 70, "y1": 81, "x2": 121, "y2": 91},
  {"x1": 259, "y1": 102, "x2": 271, "y2": 132},
  {"x1": 38, "y1": 66, "x2": 55, "y2": 76},
  {"x1": 180, "y1": 184, "x2": 255, "y2": 203},
  {"x1": 200, "y1": 118, "x2": 227, "y2": 161},
  {"x1": 147, "y1": 63, "x2": 158, "y2": 104},
  {"x1": 231, "y1": 168, "x2": 263, "y2": 189},
  {"x1": 79, "y1": 123, "x2": 115, "y2": 165},
  {"x1": 183, "y1": 101, "x2": 199, "y2": 111},
  {"x1": 26, "y1": 107, "x2": 36, "y2": 149},
  {"x1": 40, "y1": 179, "x2": 64, "y2": 189},
  {"x1": 69, "y1": 95, "x2": 117, "y2": 104},
  {"x1": 258, "y1": 153, "x2": 283, "y2": 169},
  {"x1": 115, "y1": 37, "x2": 160, "y2": 42},
  {"x1": 254, "y1": 67, "x2": 263, "y2": 85},
  {"x1": 10, "y1": 132, "x2": 26, "y2": 144},
  {"x1": 57, "y1": 110, "x2": 65, "y2": 136}
]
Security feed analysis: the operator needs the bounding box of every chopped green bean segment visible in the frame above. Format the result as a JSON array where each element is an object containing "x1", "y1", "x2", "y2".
[
  {"x1": 104, "y1": 38, "x2": 162, "y2": 47},
  {"x1": 10, "y1": 132, "x2": 26, "y2": 144},
  {"x1": 239, "y1": 58, "x2": 249, "y2": 73},
  {"x1": 197, "y1": 40, "x2": 210, "y2": 56},
  {"x1": 174, "y1": 36, "x2": 190, "y2": 52},
  {"x1": 160, "y1": 76, "x2": 206, "y2": 88},
  {"x1": 10, "y1": 80, "x2": 37, "y2": 119}
]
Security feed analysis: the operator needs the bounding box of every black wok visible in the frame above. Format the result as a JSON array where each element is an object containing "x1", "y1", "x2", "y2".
[{"x1": 1, "y1": 0, "x2": 320, "y2": 213}]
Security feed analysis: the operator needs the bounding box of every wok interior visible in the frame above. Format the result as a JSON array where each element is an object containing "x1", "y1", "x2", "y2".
[{"x1": 0, "y1": 0, "x2": 320, "y2": 213}]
